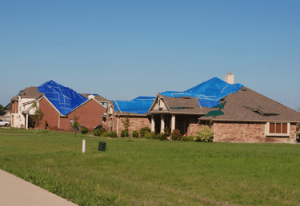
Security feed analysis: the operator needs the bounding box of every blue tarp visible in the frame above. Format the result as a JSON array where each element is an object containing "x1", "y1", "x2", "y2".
[
  {"x1": 113, "y1": 96, "x2": 156, "y2": 114},
  {"x1": 38, "y1": 80, "x2": 88, "y2": 115},
  {"x1": 161, "y1": 77, "x2": 243, "y2": 108}
]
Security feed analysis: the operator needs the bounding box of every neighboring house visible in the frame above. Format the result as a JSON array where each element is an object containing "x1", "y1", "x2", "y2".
[
  {"x1": 10, "y1": 81, "x2": 109, "y2": 131},
  {"x1": 102, "y1": 97, "x2": 155, "y2": 136},
  {"x1": 0, "y1": 102, "x2": 12, "y2": 122},
  {"x1": 10, "y1": 87, "x2": 43, "y2": 128},
  {"x1": 106, "y1": 72, "x2": 300, "y2": 143}
]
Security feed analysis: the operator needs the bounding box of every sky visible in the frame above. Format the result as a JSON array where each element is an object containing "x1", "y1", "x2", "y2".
[{"x1": 1, "y1": 0, "x2": 300, "y2": 111}]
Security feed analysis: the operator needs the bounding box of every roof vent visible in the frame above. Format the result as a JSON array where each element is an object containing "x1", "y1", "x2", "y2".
[
  {"x1": 241, "y1": 86, "x2": 246, "y2": 91},
  {"x1": 88, "y1": 94, "x2": 95, "y2": 99}
]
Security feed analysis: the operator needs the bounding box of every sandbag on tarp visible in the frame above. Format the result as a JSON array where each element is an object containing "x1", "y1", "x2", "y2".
[
  {"x1": 113, "y1": 96, "x2": 155, "y2": 114},
  {"x1": 38, "y1": 80, "x2": 88, "y2": 115},
  {"x1": 161, "y1": 77, "x2": 243, "y2": 108}
]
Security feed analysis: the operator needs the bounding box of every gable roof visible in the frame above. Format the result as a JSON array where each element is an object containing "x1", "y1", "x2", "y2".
[
  {"x1": 149, "y1": 94, "x2": 211, "y2": 115},
  {"x1": 37, "y1": 80, "x2": 88, "y2": 115},
  {"x1": 11, "y1": 87, "x2": 43, "y2": 101},
  {"x1": 199, "y1": 87, "x2": 300, "y2": 122}
]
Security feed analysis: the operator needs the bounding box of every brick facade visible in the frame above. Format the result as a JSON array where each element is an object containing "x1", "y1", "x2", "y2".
[
  {"x1": 59, "y1": 99, "x2": 105, "y2": 131},
  {"x1": 37, "y1": 98, "x2": 60, "y2": 129},
  {"x1": 103, "y1": 112, "x2": 151, "y2": 137},
  {"x1": 212, "y1": 121, "x2": 297, "y2": 143},
  {"x1": 37, "y1": 97, "x2": 105, "y2": 131},
  {"x1": 11, "y1": 101, "x2": 18, "y2": 113}
]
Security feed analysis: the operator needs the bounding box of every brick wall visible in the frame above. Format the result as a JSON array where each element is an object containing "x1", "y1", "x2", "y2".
[
  {"x1": 37, "y1": 98, "x2": 60, "y2": 129},
  {"x1": 212, "y1": 121, "x2": 296, "y2": 143},
  {"x1": 11, "y1": 101, "x2": 18, "y2": 113},
  {"x1": 59, "y1": 99, "x2": 106, "y2": 131},
  {"x1": 117, "y1": 116, "x2": 151, "y2": 136}
]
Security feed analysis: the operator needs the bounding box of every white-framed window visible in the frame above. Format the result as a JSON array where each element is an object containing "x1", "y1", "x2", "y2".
[
  {"x1": 265, "y1": 122, "x2": 290, "y2": 136},
  {"x1": 70, "y1": 119, "x2": 73, "y2": 126}
]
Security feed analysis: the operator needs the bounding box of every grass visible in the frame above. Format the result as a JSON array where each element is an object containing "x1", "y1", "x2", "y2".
[{"x1": 1, "y1": 127, "x2": 300, "y2": 205}]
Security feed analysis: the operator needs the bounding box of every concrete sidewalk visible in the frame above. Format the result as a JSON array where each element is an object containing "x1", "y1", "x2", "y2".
[{"x1": 0, "y1": 169, "x2": 78, "y2": 206}]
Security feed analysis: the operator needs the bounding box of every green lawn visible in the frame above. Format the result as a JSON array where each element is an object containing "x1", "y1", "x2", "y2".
[{"x1": 1, "y1": 127, "x2": 300, "y2": 205}]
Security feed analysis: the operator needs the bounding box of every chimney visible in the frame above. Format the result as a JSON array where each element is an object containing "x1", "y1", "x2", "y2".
[{"x1": 225, "y1": 71, "x2": 234, "y2": 84}]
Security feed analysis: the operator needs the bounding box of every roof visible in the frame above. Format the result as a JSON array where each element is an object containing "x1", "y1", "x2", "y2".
[
  {"x1": 161, "y1": 77, "x2": 243, "y2": 108},
  {"x1": 80, "y1": 94, "x2": 109, "y2": 102},
  {"x1": 149, "y1": 94, "x2": 211, "y2": 115},
  {"x1": 113, "y1": 96, "x2": 156, "y2": 114},
  {"x1": 199, "y1": 87, "x2": 300, "y2": 122},
  {"x1": 37, "y1": 80, "x2": 88, "y2": 115},
  {"x1": 11, "y1": 87, "x2": 43, "y2": 101}
]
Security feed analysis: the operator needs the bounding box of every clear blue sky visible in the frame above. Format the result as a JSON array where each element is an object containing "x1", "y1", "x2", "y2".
[{"x1": 1, "y1": 0, "x2": 300, "y2": 110}]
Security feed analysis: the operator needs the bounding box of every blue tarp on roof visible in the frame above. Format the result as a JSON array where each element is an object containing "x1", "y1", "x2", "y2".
[
  {"x1": 38, "y1": 80, "x2": 88, "y2": 115},
  {"x1": 113, "y1": 96, "x2": 156, "y2": 114},
  {"x1": 161, "y1": 77, "x2": 243, "y2": 108}
]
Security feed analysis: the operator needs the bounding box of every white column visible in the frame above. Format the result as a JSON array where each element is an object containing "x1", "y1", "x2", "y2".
[
  {"x1": 171, "y1": 115, "x2": 175, "y2": 133},
  {"x1": 25, "y1": 114, "x2": 28, "y2": 130},
  {"x1": 161, "y1": 115, "x2": 165, "y2": 133},
  {"x1": 151, "y1": 115, "x2": 155, "y2": 132},
  {"x1": 82, "y1": 140, "x2": 86, "y2": 153}
]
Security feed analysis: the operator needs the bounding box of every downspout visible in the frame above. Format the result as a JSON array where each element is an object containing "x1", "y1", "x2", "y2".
[
  {"x1": 58, "y1": 116, "x2": 60, "y2": 129},
  {"x1": 117, "y1": 115, "x2": 119, "y2": 136}
]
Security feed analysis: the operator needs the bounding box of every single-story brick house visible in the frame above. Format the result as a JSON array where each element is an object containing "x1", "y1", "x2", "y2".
[{"x1": 105, "y1": 73, "x2": 300, "y2": 143}]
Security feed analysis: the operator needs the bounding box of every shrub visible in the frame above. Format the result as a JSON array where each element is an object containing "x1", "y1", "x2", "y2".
[
  {"x1": 140, "y1": 126, "x2": 151, "y2": 137},
  {"x1": 81, "y1": 127, "x2": 89, "y2": 134},
  {"x1": 121, "y1": 129, "x2": 129, "y2": 137},
  {"x1": 132, "y1": 130, "x2": 139, "y2": 138},
  {"x1": 171, "y1": 129, "x2": 182, "y2": 141},
  {"x1": 98, "y1": 128, "x2": 106, "y2": 136},
  {"x1": 163, "y1": 128, "x2": 170, "y2": 137},
  {"x1": 110, "y1": 131, "x2": 118, "y2": 138},
  {"x1": 159, "y1": 132, "x2": 169, "y2": 141},
  {"x1": 181, "y1": 136, "x2": 188, "y2": 141},
  {"x1": 195, "y1": 126, "x2": 214, "y2": 142},
  {"x1": 188, "y1": 136, "x2": 196, "y2": 141},
  {"x1": 92, "y1": 129, "x2": 100, "y2": 136},
  {"x1": 144, "y1": 132, "x2": 152, "y2": 140}
]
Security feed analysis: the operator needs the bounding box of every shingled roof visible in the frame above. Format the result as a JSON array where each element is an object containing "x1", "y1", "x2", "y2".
[
  {"x1": 80, "y1": 94, "x2": 109, "y2": 102},
  {"x1": 11, "y1": 87, "x2": 43, "y2": 101},
  {"x1": 199, "y1": 87, "x2": 300, "y2": 123}
]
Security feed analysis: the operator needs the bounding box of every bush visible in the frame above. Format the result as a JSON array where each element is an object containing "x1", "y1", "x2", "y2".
[
  {"x1": 81, "y1": 127, "x2": 89, "y2": 134},
  {"x1": 121, "y1": 129, "x2": 129, "y2": 137},
  {"x1": 92, "y1": 129, "x2": 100, "y2": 136},
  {"x1": 159, "y1": 132, "x2": 169, "y2": 141},
  {"x1": 195, "y1": 126, "x2": 214, "y2": 142},
  {"x1": 144, "y1": 132, "x2": 157, "y2": 140},
  {"x1": 132, "y1": 130, "x2": 139, "y2": 138},
  {"x1": 181, "y1": 136, "x2": 188, "y2": 141},
  {"x1": 140, "y1": 126, "x2": 151, "y2": 137},
  {"x1": 171, "y1": 129, "x2": 182, "y2": 141},
  {"x1": 110, "y1": 131, "x2": 118, "y2": 138},
  {"x1": 188, "y1": 136, "x2": 196, "y2": 141},
  {"x1": 98, "y1": 128, "x2": 106, "y2": 136}
]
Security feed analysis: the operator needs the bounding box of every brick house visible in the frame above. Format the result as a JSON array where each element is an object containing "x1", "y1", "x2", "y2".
[
  {"x1": 105, "y1": 73, "x2": 300, "y2": 143},
  {"x1": 10, "y1": 81, "x2": 109, "y2": 131}
]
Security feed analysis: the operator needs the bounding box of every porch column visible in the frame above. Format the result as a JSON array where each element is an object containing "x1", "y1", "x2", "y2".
[
  {"x1": 151, "y1": 115, "x2": 155, "y2": 132},
  {"x1": 161, "y1": 115, "x2": 165, "y2": 133},
  {"x1": 171, "y1": 114, "x2": 175, "y2": 133},
  {"x1": 25, "y1": 114, "x2": 28, "y2": 130}
]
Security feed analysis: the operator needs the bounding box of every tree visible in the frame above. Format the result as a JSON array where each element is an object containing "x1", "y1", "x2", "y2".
[
  {"x1": 33, "y1": 103, "x2": 44, "y2": 127},
  {"x1": 0, "y1": 104, "x2": 3, "y2": 111},
  {"x1": 122, "y1": 114, "x2": 130, "y2": 140}
]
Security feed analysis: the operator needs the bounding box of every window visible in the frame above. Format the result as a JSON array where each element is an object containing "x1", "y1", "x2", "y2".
[
  {"x1": 70, "y1": 119, "x2": 73, "y2": 126},
  {"x1": 266, "y1": 122, "x2": 290, "y2": 136}
]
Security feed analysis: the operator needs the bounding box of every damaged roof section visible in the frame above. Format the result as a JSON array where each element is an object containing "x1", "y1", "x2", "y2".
[
  {"x1": 11, "y1": 87, "x2": 43, "y2": 101},
  {"x1": 113, "y1": 96, "x2": 156, "y2": 115},
  {"x1": 38, "y1": 80, "x2": 88, "y2": 115},
  {"x1": 161, "y1": 77, "x2": 243, "y2": 108}
]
